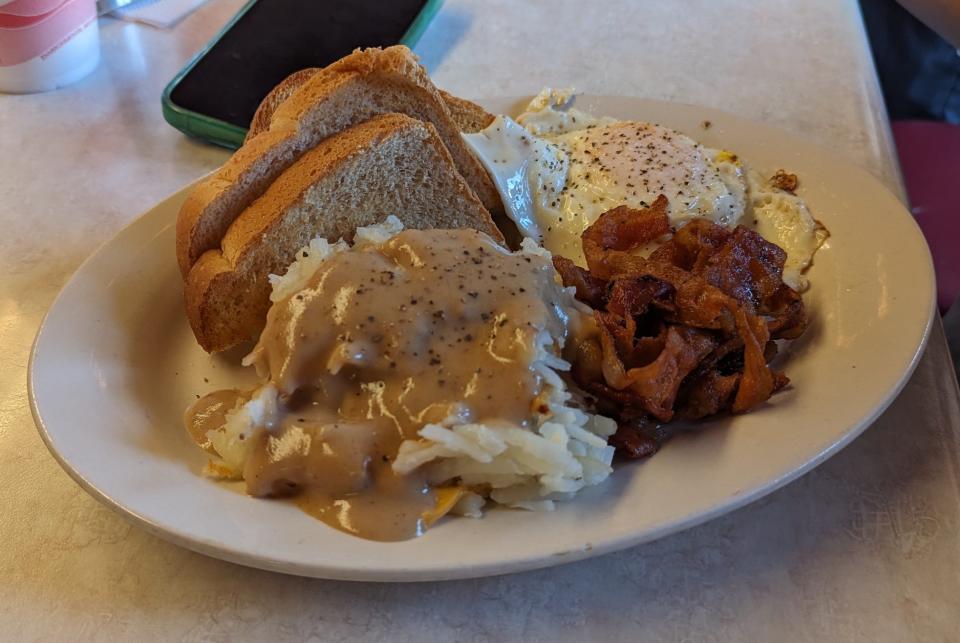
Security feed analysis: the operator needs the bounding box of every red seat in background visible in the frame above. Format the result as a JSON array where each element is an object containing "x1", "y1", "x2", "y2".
[{"x1": 891, "y1": 120, "x2": 960, "y2": 313}]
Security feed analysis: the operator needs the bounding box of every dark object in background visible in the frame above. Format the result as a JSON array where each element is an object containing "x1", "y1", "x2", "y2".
[
  {"x1": 163, "y1": 0, "x2": 437, "y2": 148},
  {"x1": 862, "y1": 1, "x2": 960, "y2": 374},
  {"x1": 861, "y1": 0, "x2": 960, "y2": 123},
  {"x1": 892, "y1": 120, "x2": 960, "y2": 313}
]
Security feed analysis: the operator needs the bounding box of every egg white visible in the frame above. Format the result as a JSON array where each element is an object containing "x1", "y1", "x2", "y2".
[{"x1": 464, "y1": 89, "x2": 826, "y2": 289}]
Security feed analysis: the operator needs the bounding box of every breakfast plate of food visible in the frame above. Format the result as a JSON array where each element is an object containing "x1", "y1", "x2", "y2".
[{"x1": 29, "y1": 47, "x2": 935, "y2": 581}]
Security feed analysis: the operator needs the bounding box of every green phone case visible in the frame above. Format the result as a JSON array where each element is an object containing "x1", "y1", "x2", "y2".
[{"x1": 161, "y1": 0, "x2": 443, "y2": 149}]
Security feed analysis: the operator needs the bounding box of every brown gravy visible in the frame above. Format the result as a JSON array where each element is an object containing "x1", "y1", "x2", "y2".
[
  {"x1": 184, "y1": 389, "x2": 245, "y2": 454},
  {"x1": 186, "y1": 229, "x2": 572, "y2": 541}
]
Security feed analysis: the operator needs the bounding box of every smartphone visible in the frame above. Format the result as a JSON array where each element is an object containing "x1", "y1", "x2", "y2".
[{"x1": 162, "y1": 0, "x2": 441, "y2": 149}]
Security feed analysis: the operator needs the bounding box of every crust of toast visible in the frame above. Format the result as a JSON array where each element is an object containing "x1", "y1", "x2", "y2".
[
  {"x1": 177, "y1": 46, "x2": 501, "y2": 277},
  {"x1": 247, "y1": 68, "x2": 318, "y2": 141},
  {"x1": 246, "y1": 70, "x2": 495, "y2": 141},
  {"x1": 437, "y1": 90, "x2": 496, "y2": 132},
  {"x1": 185, "y1": 113, "x2": 503, "y2": 353}
]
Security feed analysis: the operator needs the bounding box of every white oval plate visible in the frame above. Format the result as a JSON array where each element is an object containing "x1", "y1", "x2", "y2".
[{"x1": 29, "y1": 97, "x2": 935, "y2": 581}]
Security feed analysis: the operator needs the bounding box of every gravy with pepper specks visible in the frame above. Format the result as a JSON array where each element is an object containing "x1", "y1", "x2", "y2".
[{"x1": 186, "y1": 229, "x2": 575, "y2": 541}]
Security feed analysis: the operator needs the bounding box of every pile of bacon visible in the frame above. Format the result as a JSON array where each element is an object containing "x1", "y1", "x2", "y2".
[{"x1": 554, "y1": 196, "x2": 808, "y2": 458}]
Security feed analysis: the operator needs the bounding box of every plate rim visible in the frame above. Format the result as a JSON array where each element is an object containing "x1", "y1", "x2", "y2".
[{"x1": 28, "y1": 95, "x2": 938, "y2": 581}]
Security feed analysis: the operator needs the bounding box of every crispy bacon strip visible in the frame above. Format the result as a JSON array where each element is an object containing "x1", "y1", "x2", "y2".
[
  {"x1": 769, "y1": 169, "x2": 798, "y2": 193},
  {"x1": 699, "y1": 226, "x2": 787, "y2": 314},
  {"x1": 607, "y1": 275, "x2": 673, "y2": 318},
  {"x1": 645, "y1": 262, "x2": 738, "y2": 332},
  {"x1": 730, "y1": 307, "x2": 774, "y2": 412},
  {"x1": 582, "y1": 195, "x2": 671, "y2": 253},
  {"x1": 553, "y1": 256, "x2": 608, "y2": 308},
  {"x1": 649, "y1": 218, "x2": 730, "y2": 271},
  {"x1": 623, "y1": 327, "x2": 717, "y2": 421},
  {"x1": 596, "y1": 320, "x2": 716, "y2": 422},
  {"x1": 677, "y1": 371, "x2": 741, "y2": 420},
  {"x1": 562, "y1": 196, "x2": 809, "y2": 457},
  {"x1": 582, "y1": 196, "x2": 671, "y2": 279},
  {"x1": 610, "y1": 422, "x2": 659, "y2": 459},
  {"x1": 763, "y1": 284, "x2": 808, "y2": 339}
]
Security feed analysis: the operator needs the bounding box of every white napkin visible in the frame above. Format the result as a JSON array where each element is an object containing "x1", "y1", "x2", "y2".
[{"x1": 111, "y1": 0, "x2": 208, "y2": 29}]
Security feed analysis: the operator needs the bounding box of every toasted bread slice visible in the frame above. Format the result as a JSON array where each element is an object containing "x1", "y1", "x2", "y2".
[
  {"x1": 185, "y1": 113, "x2": 503, "y2": 353},
  {"x1": 177, "y1": 46, "x2": 501, "y2": 277},
  {"x1": 437, "y1": 90, "x2": 496, "y2": 132},
  {"x1": 246, "y1": 69, "x2": 495, "y2": 140},
  {"x1": 247, "y1": 68, "x2": 318, "y2": 140}
]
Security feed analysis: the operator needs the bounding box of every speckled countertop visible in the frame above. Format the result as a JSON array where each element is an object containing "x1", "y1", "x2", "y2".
[{"x1": 2, "y1": 0, "x2": 959, "y2": 640}]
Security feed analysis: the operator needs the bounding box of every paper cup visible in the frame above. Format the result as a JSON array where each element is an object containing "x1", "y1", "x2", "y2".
[{"x1": 0, "y1": 0, "x2": 99, "y2": 93}]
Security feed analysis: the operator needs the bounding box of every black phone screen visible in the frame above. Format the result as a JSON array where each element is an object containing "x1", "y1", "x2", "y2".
[{"x1": 170, "y1": 0, "x2": 430, "y2": 129}]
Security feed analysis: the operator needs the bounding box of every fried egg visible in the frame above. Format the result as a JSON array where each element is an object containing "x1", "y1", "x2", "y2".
[{"x1": 464, "y1": 89, "x2": 826, "y2": 288}]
